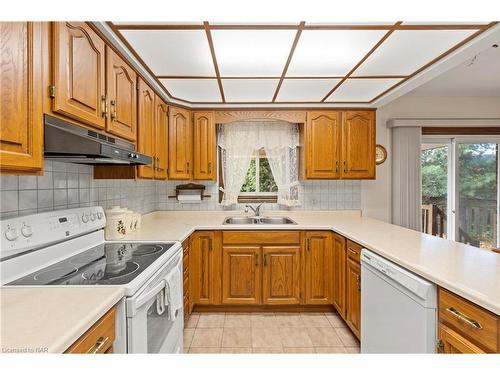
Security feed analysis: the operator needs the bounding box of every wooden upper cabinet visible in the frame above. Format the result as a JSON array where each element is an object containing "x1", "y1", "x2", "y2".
[
  {"x1": 304, "y1": 231, "x2": 332, "y2": 305},
  {"x1": 105, "y1": 47, "x2": 137, "y2": 142},
  {"x1": 190, "y1": 231, "x2": 220, "y2": 305},
  {"x1": 332, "y1": 233, "x2": 347, "y2": 318},
  {"x1": 262, "y1": 246, "x2": 301, "y2": 305},
  {"x1": 137, "y1": 78, "x2": 155, "y2": 179},
  {"x1": 168, "y1": 107, "x2": 192, "y2": 180},
  {"x1": 193, "y1": 111, "x2": 216, "y2": 180},
  {"x1": 346, "y1": 257, "x2": 361, "y2": 339},
  {"x1": 341, "y1": 110, "x2": 375, "y2": 179},
  {"x1": 52, "y1": 22, "x2": 106, "y2": 129},
  {"x1": 154, "y1": 95, "x2": 168, "y2": 180},
  {"x1": 222, "y1": 246, "x2": 261, "y2": 305},
  {"x1": 303, "y1": 111, "x2": 341, "y2": 179},
  {"x1": 0, "y1": 22, "x2": 44, "y2": 174}
]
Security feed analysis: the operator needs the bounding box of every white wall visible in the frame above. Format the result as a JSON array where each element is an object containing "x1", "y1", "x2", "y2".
[{"x1": 361, "y1": 96, "x2": 500, "y2": 223}]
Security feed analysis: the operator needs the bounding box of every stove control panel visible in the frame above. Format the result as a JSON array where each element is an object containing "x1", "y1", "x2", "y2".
[{"x1": 0, "y1": 206, "x2": 106, "y2": 260}]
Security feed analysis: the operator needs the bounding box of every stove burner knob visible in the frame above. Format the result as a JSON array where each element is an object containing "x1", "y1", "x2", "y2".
[
  {"x1": 21, "y1": 224, "x2": 33, "y2": 238},
  {"x1": 97, "y1": 212, "x2": 104, "y2": 220},
  {"x1": 90, "y1": 212, "x2": 96, "y2": 221},
  {"x1": 4, "y1": 227, "x2": 18, "y2": 241},
  {"x1": 81, "y1": 214, "x2": 90, "y2": 223}
]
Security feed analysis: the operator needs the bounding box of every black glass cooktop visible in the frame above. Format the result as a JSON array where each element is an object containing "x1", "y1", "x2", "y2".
[{"x1": 8, "y1": 242, "x2": 175, "y2": 286}]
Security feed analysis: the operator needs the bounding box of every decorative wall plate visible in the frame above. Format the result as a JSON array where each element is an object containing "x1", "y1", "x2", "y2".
[{"x1": 375, "y1": 144, "x2": 387, "y2": 165}]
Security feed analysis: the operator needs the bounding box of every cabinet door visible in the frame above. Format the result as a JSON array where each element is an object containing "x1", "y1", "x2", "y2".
[
  {"x1": 438, "y1": 324, "x2": 485, "y2": 354},
  {"x1": 332, "y1": 233, "x2": 347, "y2": 318},
  {"x1": 262, "y1": 246, "x2": 301, "y2": 305},
  {"x1": 137, "y1": 78, "x2": 155, "y2": 179},
  {"x1": 52, "y1": 22, "x2": 106, "y2": 129},
  {"x1": 168, "y1": 107, "x2": 192, "y2": 179},
  {"x1": 193, "y1": 111, "x2": 216, "y2": 180},
  {"x1": 346, "y1": 258, "x2": 361, "y2": 339},
  {"x1": 106, "y1": 47, "x2": 137, "y2": 141},
  {"x1": 304, "y1": 231, "x2": 332, "y2": 305},
  {"x1": 341, "y1": 110, "x2": 375, "y2": 179},
  {"x1": 154, "y1": 95, "x2": 168, "y2": 180},
  {"x1": 305, "y1": 111, "x2": 341, "y2": 179},
  {"x1": 0, "y1": 22, "x2": 44, "y2": 173},
  {"x1": 191, "y1": 231, "x2": 219, "y2": 305},
  {"x1": 222, "y1": 246, "x2": 261, "y2": 305}
]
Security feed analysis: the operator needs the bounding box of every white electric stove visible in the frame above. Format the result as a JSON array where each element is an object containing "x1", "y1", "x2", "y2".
[{"x1": 0, "y1": 207, "x2": 184, "y2": 354}]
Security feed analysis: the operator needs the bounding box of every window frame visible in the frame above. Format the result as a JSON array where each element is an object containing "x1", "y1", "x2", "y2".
[{"x1": 238, "y1": 149, "x2": 278, "y2": 203}]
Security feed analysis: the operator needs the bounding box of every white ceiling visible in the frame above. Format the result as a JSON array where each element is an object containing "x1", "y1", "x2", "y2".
[
  {"x1": 407, "y1": 44, "x2": 500, "y2": 97},
  {"x1": 112, "y1": 22, "x2": 493, "y2": 105}
]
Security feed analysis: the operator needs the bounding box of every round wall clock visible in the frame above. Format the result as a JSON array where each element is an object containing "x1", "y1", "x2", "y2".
[{"x1": 375, "y1": 144, "x2": 387, "y2": 165}]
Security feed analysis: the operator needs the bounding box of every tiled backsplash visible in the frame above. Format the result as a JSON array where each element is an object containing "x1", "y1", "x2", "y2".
[{"x1": 0, "y1": 161, "x2": 360, "y2": 219}]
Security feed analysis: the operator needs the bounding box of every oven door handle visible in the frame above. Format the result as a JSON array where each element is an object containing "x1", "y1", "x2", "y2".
[{"x1": 130, "y1": 280, "x2": 166, "y2": 313}]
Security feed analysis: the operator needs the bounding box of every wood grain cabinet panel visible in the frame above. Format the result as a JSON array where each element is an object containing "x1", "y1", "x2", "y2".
[
  {"x1": 191, "y1": 231, "x2": 220, "y2": 305},
  {"x1": 438, "y1": 324, "x2": 485, "y2": 354},
  {"x1": 154, "y1": 95, "x2": 168, "y2": 180},
  {"x1": 193, "y1": 111, "x2": 216, "y2": 180},
  {"x1": 346, "y1": 257, "x2": 361, "y2": 339},
  {"x1": 105, "y1": 46, "x2": 137, "y2": 141},
  {"x1": 222, "y1": 246, "x2": 261, "y2": 305},
  {"x1": 341, "y1": 110, "x2": 375, "y2": 179},
  {"x1": 52, "y1": 22, "x2": 106, "y2": 129},
  {"x1": 304, "y1": 231, "x2": 332, "y2": 305},
  {"x1": 262, "y1": 246, "x2": 301, "y2": 305},
  {"x1": 168, "y1": 106, "x2": 192, "y2": 180},
  {"x1": 136, "y1": 78, "x2": 155, "y2": 179},
  {"x1": 304, "y1": 111, "x2": 341, "y2": 179},
  {"x1": 0, "y1": 22, "x2": 44, "y2": 173},
  {"x1": 332, "y1": 233, "x2": 347, "y2": 318}
]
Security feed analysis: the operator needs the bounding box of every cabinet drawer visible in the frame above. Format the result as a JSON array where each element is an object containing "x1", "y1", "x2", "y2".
[
  {"x1": 439, "y1": 288, "x2": 499, "y2": 353},
  {"x1": 223, "y1": 231, "x2": 300, "y2": 245},
  {"x1": 346, "y1": 240, "x2": 361, "y2": 263},
  {"x1": 65, "y1": 307, "x2": 115, "y2": 354}
]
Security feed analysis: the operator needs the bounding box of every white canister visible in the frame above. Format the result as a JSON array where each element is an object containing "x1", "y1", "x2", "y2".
[
  {"x1": 105, "y1": 206, "x2": 128, "y2": 239},
  {"x1": 124, "y1": 209, "x2": 137, "y2": 232}
]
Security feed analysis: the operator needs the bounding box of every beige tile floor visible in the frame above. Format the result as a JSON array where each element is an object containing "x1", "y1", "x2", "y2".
[{"x1": 183, "y1": 312, "x2": 360, "y2": 354}]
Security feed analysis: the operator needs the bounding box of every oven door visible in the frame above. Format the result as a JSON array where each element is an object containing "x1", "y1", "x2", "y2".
[{"x1": 126, "y1": 253, "x2": 183, "y2": 353}]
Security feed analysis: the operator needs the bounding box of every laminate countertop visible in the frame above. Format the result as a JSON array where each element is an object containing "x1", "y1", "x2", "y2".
[
  {"x1": 123, "y1": 210, "x2": 500, "y2": 315},
  {"x1": 0, "y1": 287, "x2": 123, "y2": 353}
]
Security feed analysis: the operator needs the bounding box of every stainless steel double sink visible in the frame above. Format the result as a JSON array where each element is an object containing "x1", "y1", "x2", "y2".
[{"x1": 222, "y1": 216, "x2": 297, "y2": 225}]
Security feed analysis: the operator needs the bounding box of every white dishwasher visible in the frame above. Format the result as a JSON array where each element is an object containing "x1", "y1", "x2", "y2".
[{"x1": 360, "y1": 249, "x2": 437, "y2": 353}]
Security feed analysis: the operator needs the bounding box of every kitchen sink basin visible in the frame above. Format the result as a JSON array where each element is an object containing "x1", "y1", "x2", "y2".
[{"x1": 222, "y1": 216, "x2": 297, "y2": 225}]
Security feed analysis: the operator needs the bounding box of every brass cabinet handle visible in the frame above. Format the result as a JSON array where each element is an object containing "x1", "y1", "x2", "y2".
[
  {"x1": 335, "y1": 160, "x2": 339, "y2": 173},
  {"x1": 446, "y1": 307, "x2": 482, "y2": 329},
  {"x1": 255, "y1": 253, "x2": 259, "y2": 266},
  {"x1": 101, "y1": 95, "x2": 108, "y2": 118},
  {"x1": 349, "y1": 248, "x2": 357, "y2": 255},
  {"x1": 343, "y1": 160, "x2": 347, "y2": 173},
  {"x1": 208, "y1": 162, "x2": 212, "y2": 174},
  {"x1": 86, "y1": 336, "x2": 110, "y2": 354},
  {"x1": 186, "y1": 162, "x2": 190, "y2": 173},
  {"x1": 356, "y1": 275, "x2": 361, "y2": 292},
  {"x1": 110, "y1": 100, "x2": 117, "y2": 120},
  {"x1": 436, "y1": 340, "x2": 445, "y2": 353}
]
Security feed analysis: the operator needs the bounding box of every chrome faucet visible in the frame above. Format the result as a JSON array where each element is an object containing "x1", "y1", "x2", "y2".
[{"x1": 245, "y1": 203, "x2": 263, "y2": 217}]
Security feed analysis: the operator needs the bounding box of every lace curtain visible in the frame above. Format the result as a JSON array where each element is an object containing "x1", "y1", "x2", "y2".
[{"x1": 218, "y1": 120, "x2": 300, "y2": 207}]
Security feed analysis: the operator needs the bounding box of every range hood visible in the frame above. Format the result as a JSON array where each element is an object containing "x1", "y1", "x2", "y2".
[{"x1": 44, "y1": 115, "x2": 152, "y2": 165}]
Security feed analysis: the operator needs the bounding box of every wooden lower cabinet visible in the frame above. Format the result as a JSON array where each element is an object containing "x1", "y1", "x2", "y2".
[
  {"x1": 222, "y1": 246, "x2": 261, "y2": 305},
  {"x1": 65, "y1": 307, "x2": 115, "y2": 354},
  {"x1": 438, "y1": 324, "x2": 485, "y2": 354},
  {"x1": 304, "y1": 231, "x2": 332, "y2": 305},
  {"x1": 190, "y1": 231, "x2": 221, "y2": 305},
  {"x1": 262, "y1": 246, "x2": 301, "y2": 305},
  {"x1": 332, "y1": 233, "x2": 347, "y2": 318},
  {"x1": 346, "y1": 257, "x2": 361, "y2": 339}
]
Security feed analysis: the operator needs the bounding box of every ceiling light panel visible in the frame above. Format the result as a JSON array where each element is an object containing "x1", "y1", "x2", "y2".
[
  {"x1": 222, "y1": 79, "x2": 279, "y2": 102},
  {"x1": 326, "y1": 78, "x2": 403, "y2": 102},
  {"x1": 277, "y1": 79, "x2": 342, "y2": 101},
  {"x1": 353, "y1": 29, "x2": 476, "y2": 76},
  {"x1": 211, "y1": 30, "x2": 297, "y2": 76},
  {"x1": 120, "y1": 30, "x2": 215, "y2": 75},
  {"x1": 287, "y1": 30, "x2": 387, "y2": 76},
  {"x1": 159, "y1": 79, "x2": 221, "y2": 102}
]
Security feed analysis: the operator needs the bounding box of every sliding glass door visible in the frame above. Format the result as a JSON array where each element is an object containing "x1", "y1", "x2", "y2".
[{"x1": 421, "y1": 137, "x2": 500, "y2": 249}]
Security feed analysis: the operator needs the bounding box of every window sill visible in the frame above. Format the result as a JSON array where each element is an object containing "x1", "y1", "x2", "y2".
[{"x1": 237, "y1": 195, "x2": 278, "y2": 203}]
